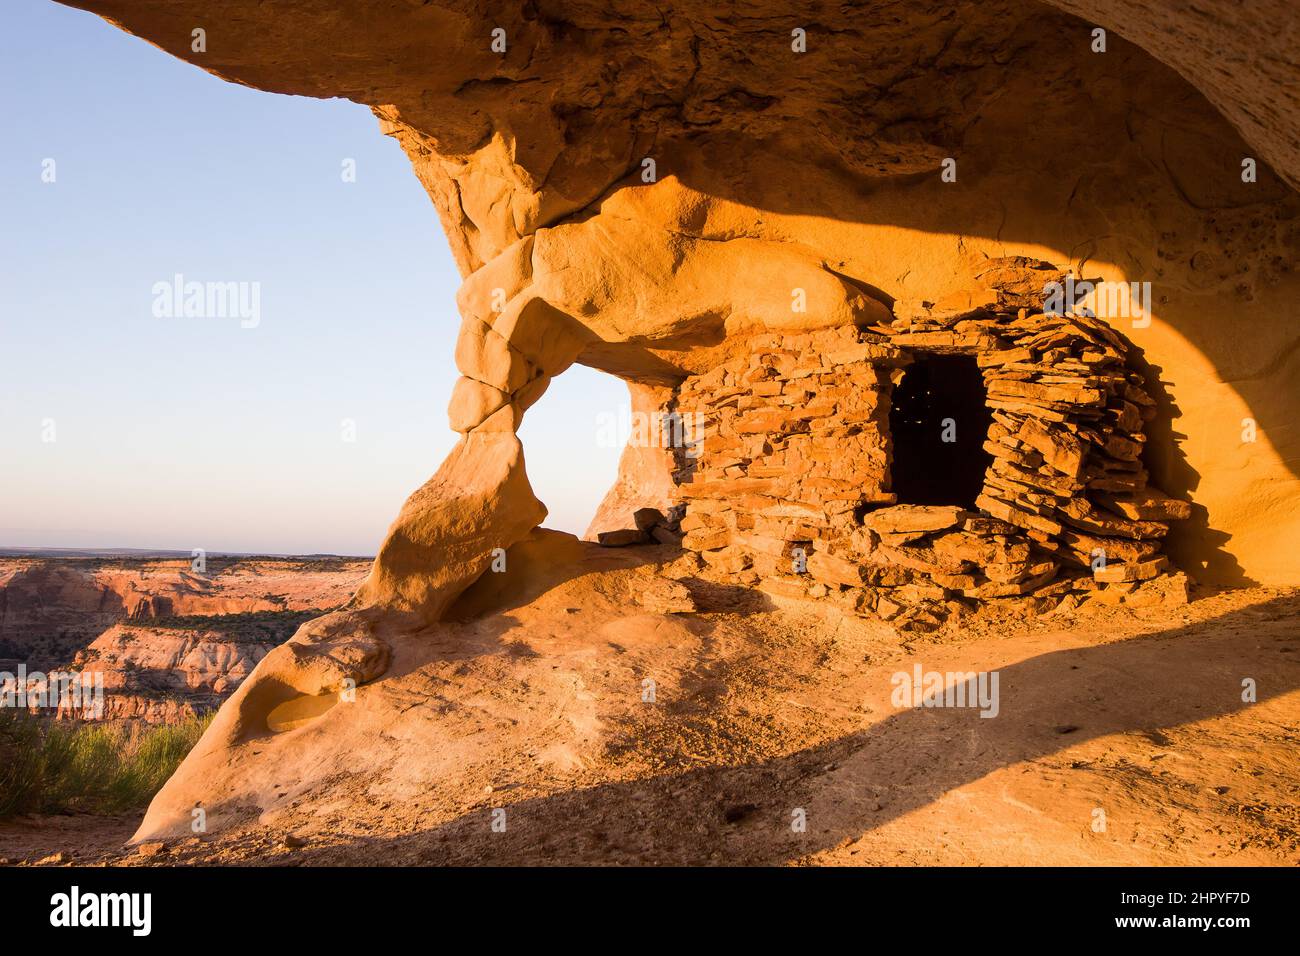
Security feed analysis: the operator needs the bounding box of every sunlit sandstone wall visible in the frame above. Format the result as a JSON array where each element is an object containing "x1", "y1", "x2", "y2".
[{"x1": 67, "y1": 0, "x2": 1300, "y2": 594}]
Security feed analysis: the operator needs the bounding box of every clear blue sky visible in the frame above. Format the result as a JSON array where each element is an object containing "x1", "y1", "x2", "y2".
[{"x1": 0, "y1": 0, "x2": 626, "y2": 555}]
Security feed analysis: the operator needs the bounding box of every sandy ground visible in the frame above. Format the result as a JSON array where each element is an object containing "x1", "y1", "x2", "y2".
[{"x1": 3, "y1": 538, "x2": 1297, "y2": 867}]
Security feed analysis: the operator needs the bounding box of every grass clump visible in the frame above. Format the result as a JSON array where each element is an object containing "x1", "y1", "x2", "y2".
[{"x1": 0, "y1": 710, "x2": 212, "y2": 818}]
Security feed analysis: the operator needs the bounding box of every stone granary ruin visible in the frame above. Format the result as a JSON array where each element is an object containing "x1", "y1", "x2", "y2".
[
  {"x1": 61, "y1": 0, "x2": 1300, "y2": 838},
  {"x1": 669, "y1": 261, "x2": 1192, "y2": 631}
]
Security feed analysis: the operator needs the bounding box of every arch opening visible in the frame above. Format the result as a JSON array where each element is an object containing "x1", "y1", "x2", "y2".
[{"x1": 514, "y1": 364, "x2": 630, "y2": 538}]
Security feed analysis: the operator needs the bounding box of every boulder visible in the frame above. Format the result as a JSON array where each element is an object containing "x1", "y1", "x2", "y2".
[{"x1": 354, "y1": 432, "x2": 547, "y2": 619}]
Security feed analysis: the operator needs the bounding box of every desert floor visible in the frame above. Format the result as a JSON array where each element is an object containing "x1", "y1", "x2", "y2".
[{"x1": 3, "y1": 539, "x2": 1297, "y2": 867}]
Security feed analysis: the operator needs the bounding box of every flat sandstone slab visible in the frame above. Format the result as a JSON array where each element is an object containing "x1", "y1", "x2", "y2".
[{"x1": 862, "y1": 505, "x2": 965, "y2": 535}]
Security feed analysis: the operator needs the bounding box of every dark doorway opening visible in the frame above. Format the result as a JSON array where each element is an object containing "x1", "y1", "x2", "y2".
[{"x1": 888, "y1": 353, "x2": 994, "y2": 508}]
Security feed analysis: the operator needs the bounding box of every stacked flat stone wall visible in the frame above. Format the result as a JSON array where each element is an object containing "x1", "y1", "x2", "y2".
[{"x1": 675, "y1": 308, "x2": 1190, "y2": 630}]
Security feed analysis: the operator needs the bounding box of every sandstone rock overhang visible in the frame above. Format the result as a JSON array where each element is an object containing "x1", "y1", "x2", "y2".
[
  {"x1": 49, "y1": 0, "x2": 1300, "y2": 845},
  {"x1": 56, "y1": 0, "x2": 1300, "y2": 618}
]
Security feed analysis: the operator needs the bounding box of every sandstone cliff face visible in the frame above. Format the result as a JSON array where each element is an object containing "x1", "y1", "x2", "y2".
[
  {"x1": 1048, "y1": 0, "x2": 1300, "y2": 195},
  {"x1": 66, "y1": 621, "x2": 282, "y2": 722},
  {"x1": 0, "y1": 558, "x2": 367, "y2": 721}
]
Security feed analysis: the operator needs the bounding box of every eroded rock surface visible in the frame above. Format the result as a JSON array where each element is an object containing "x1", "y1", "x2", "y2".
[
  {"x1": 117, "y1": 534, "x2": 1300, "y2": 861},
  {"x1": 0, "y1": 558, "x2": 367, "y2": 721},
  {"x1": 53, "y1": 0, "x2": 1300, "y2": 841},
  {"x1": 64, "y1": 0, "x2": 1300, "y2": 596}
]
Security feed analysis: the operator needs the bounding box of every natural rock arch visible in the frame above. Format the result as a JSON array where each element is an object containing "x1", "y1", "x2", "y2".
[{"x1": 54, "y1": 0, "x2": 1300, "y2": 840}]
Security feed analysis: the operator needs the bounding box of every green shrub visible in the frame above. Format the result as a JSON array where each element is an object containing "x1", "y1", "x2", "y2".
[
  {"x1": 0, "y1": 711, "x2": 45, "y2": 818},
  {"x1": 0, "y1": 710, "x2": 212, "y2": 818}
]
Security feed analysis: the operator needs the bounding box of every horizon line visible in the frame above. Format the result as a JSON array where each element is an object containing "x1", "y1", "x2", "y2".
[{"x1": 0, "y1": 546, "x2": 376, "y2": 561}]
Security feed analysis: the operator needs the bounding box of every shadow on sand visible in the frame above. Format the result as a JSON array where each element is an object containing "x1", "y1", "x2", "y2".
[{"x1": 274, "y1": 592, "x2": 1300, "y2": 865}]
